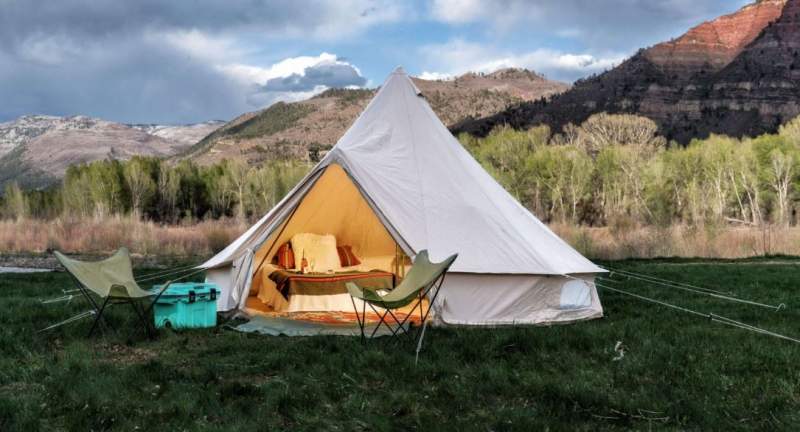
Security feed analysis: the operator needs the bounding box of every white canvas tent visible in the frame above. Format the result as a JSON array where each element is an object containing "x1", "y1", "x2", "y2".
[{"x1": 200, "y1": 67, "x2": 605, "y2": 326}]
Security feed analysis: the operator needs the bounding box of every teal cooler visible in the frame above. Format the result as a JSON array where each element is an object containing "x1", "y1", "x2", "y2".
[{"x1": 153, "y1": 282, "x2": 218, "y2": 329}]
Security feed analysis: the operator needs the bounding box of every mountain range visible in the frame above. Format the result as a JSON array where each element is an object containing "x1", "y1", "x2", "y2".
[
  {"x1": 0, "y1": 69, "x2": 566, "y2": 189},
  {"x1": 453, "y1": 0, "x2": 800, "y2": 143},
  {"x1": 0, "y1": 116, "x2": 224, "y2": 189},
  {"x1": 183, "y1": 68, "x2": 568, "y2": 166},
  {"x1": 5, "y1": 0, "x2": 800, "y2": 190}
]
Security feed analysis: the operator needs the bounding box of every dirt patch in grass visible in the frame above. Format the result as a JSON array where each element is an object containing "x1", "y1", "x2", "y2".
[{"x1": 99, "y1": 343, "x2": 157, "y2": 365}]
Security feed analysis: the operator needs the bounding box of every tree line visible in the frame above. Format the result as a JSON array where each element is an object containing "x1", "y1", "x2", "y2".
[
  {"x1": 459, "y1": 113, "x2": 800, "y2": 227},
  {"x1": 3, "y1": 112, "x2": 800, "y2": 229},
  {"x1": 1, "y1": 158, "x2": 309, "y2": 223}
]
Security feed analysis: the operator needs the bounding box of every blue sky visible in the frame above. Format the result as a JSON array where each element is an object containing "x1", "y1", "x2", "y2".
[{"x1": 0, "y1": 0, "x2": 751, "y2": 124}]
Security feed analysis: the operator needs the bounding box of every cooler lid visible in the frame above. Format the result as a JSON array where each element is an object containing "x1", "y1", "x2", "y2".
[{"x1": 155, "y1": 282, "x2": 217, "y2": 297}]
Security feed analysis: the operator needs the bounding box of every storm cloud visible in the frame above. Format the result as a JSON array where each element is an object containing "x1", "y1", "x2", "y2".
[
  {"x1": 0, "y1": 0, "x2": 403, "y2": 43},
  {"x1": 429, "y1": 0, "x2": 751, "y2": 51},
  {"x1": 0, "y1": 0, "x2": 754, "y2": 124},
  {"x1": 0, "y1": 0, "x2": 395, "y2": 124},
  {"x1": 262, "y1": 62, "x2": 367, "y2": 93}
]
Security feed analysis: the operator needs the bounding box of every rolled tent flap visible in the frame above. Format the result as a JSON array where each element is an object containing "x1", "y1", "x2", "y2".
[
  {"x1": 205, "y1": 249, "x2": 255, "y2": 312},
  {"x1": 230, "y1": 249, "x2": 255, "y2": 311}
]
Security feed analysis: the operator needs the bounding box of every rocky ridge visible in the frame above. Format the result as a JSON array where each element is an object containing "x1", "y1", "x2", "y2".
[
  {"x1": 453, "y1": 0, "x2": 799, "y2": 143},
  {"x1": 185, "y1": 68, "x2": 569, "y2": 166}
]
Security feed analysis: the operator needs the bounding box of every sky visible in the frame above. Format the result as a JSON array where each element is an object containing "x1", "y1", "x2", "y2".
[{"x1": 0, "y1": 0, "x2": 751, "y2": 125}]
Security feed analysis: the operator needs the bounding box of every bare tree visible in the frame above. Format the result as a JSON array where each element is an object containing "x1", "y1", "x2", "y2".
[
  {"x1": 734, "y1": 145, "x2": 763, "y2": 226},
  {"x1": 577, "y1": 113, "x2": 665, "y2": 156},
  {"x1": 768, "y1": 149, "x2": 795, "y2": 225},
  {"x1": 124, "y1": 158, "x2": 155, "y2": 218},
  {"x1": 158, "y1": 164, "x2": 180, "y2": 222},
  {"x1": 2, "y1": 182, "x2": 28, "y2": 221},
  {"x1": 223, "y1": 159, "x2": 251, "y2": 221}
]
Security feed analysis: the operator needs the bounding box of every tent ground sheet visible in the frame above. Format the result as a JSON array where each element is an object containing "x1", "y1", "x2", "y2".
[{"x1": 233, "y1": 310, "x2": 420, "y2": 337}]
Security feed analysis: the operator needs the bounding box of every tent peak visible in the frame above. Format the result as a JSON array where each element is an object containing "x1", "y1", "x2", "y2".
[{"x1": 385, "y1": 67, "x2": 421, "y2": 95}]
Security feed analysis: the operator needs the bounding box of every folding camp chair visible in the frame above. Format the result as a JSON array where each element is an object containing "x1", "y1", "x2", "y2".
[
  {"x1": 347, "y1": 250, "x2": 457, "y2": 347},
  {"x1": 52, "y1": 248, "x2": 171, "y2": 339}
]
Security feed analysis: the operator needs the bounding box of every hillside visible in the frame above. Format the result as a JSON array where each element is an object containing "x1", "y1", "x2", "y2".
[
  {"x1": 453, "y1": 0, "x2": 798, "y2": 143},
  {"x1": 0, "y1": 116, "x2": 223, "y2": 189},
  {"x1": 129, "y1": 121, "x2": 225, "y2": 147},
  {"x1": 183, "y1": 69, "x2": 568, "y2": 165}
]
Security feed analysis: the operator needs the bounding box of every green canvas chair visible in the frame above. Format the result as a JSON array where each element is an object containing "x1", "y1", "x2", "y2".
[
  {"x1": 53, "y1": 248, "x2": 170, "y2": 338},
  {"x1": 347, "y1": 250, "x2": 457, "y2": 346}
]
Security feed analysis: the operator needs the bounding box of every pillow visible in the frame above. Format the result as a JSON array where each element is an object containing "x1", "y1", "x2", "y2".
[
  {"x1": 274, "y1": 242, "x2": 294, "y2": 269},
  {"x1": 290, "y1": 233, "x2": 341, "y2": 272},
  {"x1": 337, "y1": 245, "x2": 362, "y2": 267}
]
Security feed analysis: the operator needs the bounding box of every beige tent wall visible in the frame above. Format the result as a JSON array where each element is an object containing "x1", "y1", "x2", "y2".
[
  {"x1": 433, "y1": 274, "x2": 602, "y2": 325},
  {"x1": 205, "y1": 267, "x2": 234, "y2": 310}
]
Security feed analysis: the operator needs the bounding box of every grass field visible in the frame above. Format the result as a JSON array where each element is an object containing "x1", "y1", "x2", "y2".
[{"x1": 1, "y1": 260, "x2": 800, "y2": 431}]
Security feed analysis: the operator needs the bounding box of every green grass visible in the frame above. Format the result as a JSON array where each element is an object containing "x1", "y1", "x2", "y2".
[
  {"x1": 220, "y1": 103, "x2": 314, "y2": 141},
  {"x1": 1, "y1": 260, "x2": 800, "y2": 430}
]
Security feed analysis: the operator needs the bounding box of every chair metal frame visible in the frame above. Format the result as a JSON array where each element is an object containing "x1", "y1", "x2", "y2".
[
  {"x1": 58, "y1": 258, "x2": 172, "y2": 339},
  {"x1": 349, "y1": 261, "x2": 452, "y2": 347}
]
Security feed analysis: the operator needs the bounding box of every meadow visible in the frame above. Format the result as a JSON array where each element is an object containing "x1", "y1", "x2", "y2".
[
  {"x1": 1, "y1": 259, "x2": 799, "y2": 430},
  {"x1": 4, "y1": 217, "x2": 800, "y2": 262}
]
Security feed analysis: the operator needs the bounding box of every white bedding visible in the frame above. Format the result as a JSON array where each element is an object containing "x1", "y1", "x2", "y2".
[{"x1": 254, "y1": 254, "x2": 398, "y2": 312}]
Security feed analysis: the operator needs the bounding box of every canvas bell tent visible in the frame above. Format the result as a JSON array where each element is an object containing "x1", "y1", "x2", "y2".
[{"x1": 200, "y1": 67, "x2": 605, "y2": 326}]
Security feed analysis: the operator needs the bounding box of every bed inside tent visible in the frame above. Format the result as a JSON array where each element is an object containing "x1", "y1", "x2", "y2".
[{"x1": 244, "y1": 163, "x2": 425, "y2": 322}]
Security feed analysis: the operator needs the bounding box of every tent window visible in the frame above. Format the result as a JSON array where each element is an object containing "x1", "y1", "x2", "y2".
[{"x1": 559, "y1": 279, "x2": 592, "y2": 310}]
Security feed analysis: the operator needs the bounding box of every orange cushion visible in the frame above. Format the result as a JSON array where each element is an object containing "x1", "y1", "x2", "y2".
[{"x1": 337, "y1": 245, "x2": 361, "y2": 267}]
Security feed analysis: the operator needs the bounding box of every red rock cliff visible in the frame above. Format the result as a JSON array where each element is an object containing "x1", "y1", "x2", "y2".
[
  {"x1": 645, "y1": 0, "x2": 787, "y2": 78},
  {"x1": 453, "y1": 0, "x2": 800, "y2": 144}
]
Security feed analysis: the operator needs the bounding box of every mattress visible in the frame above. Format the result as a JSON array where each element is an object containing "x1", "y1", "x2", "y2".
[
  {"x1": 269, "y1": 269, "x2": 395, "y2": 312},
  {"x1": 270, "y1": 269, "x2": 395, "y2": 298}
]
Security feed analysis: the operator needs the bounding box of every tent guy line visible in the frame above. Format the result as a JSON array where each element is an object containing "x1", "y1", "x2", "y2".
[
  {"x1": 135, "y1": 266, "x2": 205, "y2": 284},
  {"x1": 133, "y1": 264, "x2": 197, "y2": 282},
  {"x1": 601, "y1": 266, "x2": 733, "y2": 296},
  {"x1": 594, "y1": 282, "x2": 800, "y2": 345},
  {"x1": 598, "y1": 267, "x2": 785, "y2": 311}
]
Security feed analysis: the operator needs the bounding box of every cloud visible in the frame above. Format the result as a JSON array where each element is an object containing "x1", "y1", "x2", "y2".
[
  {"x1": 0, "y1": 0, "x2": 407, "y2": 43},
  {"x1": 417, "y1": 71, "x2": 454, "y2": 81},
  {"x1": 419, "y1": 39, "x2": 626, "y2": 83},
  {"x1": 262, "y1": 62, "x2": 366, "y2": 92},
  {"x1": 0, "y1": 1, "x2": 386, "y2": 123},
  {"x1": 0, "y1": 28, "x2": 367, "y2": 124},
  {"x1": 229, "y1": 53, "x2": 368, "y2": 108},
  {"x1": 0, "y1": 32, "x2": 251, "y2": 125},
  {"x1": 0, "y1": 0, "x2": 750, "y2": 123},
  {"x1": 429, "y1": 0, "x2": 486, "y2": 24},
  {"x1": 220, "y1": 53, "x2": 359, "y2": 86},
  {"x1": 427, "y1": 0, "x2": 750, "y2": 50}
]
